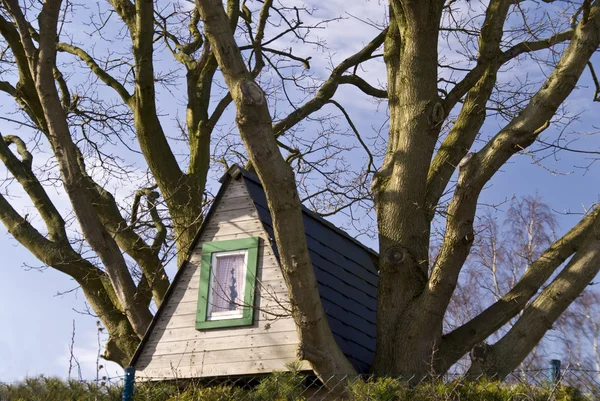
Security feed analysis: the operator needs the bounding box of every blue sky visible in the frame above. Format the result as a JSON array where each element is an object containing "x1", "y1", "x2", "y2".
[{"x1": 1, "y1": 0, "x2": 599, "y2": 382}]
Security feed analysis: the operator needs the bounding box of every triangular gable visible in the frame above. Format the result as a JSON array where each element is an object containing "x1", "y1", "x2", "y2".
[
  {"x1": 131, "y1": 166, "x2": 379, "y2": 377},
  {"x1": 130, "y1": 170, "x2": 307, "y2": 379}
]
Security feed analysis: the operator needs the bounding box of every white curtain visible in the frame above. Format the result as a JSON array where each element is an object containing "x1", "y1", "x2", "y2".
[{"x1": 210, "y1": 254, "x2": 245, "y2": 313}]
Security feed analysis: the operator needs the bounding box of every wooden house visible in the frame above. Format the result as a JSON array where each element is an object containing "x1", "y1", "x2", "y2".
[{"x1": 130, "y1": 165, "x2": 378, "y2": 380}]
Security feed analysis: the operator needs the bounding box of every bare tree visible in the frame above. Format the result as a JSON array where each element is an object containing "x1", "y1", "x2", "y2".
[
  {"x1": 0, "y1": 0, "x2": 382, "y2": 370},
  {"x1": 1, "y1": 0, "x2": 599, "y2": 380}
]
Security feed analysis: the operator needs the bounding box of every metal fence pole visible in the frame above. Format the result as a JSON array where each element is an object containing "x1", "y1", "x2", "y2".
[
  {"x1": 122, "y1": 367, "x2": 135, "y2": 401},
  {"x1": 550, "y1": 359, "x2": 562, "y2": 385}
]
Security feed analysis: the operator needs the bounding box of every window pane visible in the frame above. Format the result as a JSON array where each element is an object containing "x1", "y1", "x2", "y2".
[{"x1": 210, "y1": 253, "x2": 245, "y2": 314}]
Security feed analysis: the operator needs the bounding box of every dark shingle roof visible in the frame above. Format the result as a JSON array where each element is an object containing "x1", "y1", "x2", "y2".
[{"x1": 238, "y1": 166, "x2": 378, "y2": 373}]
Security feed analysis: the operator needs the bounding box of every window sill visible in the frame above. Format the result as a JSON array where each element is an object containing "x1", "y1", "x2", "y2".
[{"x1": 196, "y1": 314, "x2": 254, "y2": 329}]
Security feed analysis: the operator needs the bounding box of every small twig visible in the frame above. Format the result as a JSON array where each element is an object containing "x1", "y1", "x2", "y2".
[
  {"x1": 327, "y1": 99, "x2": 376, "y2": 173},
  {"x1": 588, "y1": 62, "x2": 600, "y2": 102},
  {"x1": 67, "y1": 319, "x2": 82, "y2": 380}
]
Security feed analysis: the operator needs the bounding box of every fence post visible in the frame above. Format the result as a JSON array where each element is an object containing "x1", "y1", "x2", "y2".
[
  {"x1": 550, "y1": 359, "x2": 562, "y2": 385},
  {"x1": 122, "y1": 367, "x2": 135, "y2": 401}
]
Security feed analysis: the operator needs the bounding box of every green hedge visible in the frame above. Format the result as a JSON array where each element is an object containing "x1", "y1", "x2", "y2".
[
  {"x1": 0, "y1": 374, "x2": 591, "y2": 401},
  {"x1": 346, "y1": 377, "x2": 589, "y2": 401},
  {"x1": 0, "y1": 376, "x2": 122, "y2": 401}
]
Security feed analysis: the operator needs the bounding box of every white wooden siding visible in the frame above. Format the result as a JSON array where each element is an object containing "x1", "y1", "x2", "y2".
[{"x1": 135, "y1": 178, "x2": 309, "y2": 380}]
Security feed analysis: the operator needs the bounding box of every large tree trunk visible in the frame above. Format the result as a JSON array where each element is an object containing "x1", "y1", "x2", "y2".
[
  {"x1": 373, "y1": 0, "x2": 600, "y2": 378},
  {"x1": 371, "y1": 0, "x2": 445, "y2": 377}
]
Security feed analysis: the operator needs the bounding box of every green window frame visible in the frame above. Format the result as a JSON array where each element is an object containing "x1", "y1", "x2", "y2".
[{"x1": 196, "y1": 237, "x2": 259, "y2": 329}]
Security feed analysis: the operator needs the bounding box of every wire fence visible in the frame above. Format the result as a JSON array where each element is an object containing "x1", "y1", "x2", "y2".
[
  {"x1": 130, "y1": 367, "x2": 600, "y2": 400},
  {"x1": 1, "y1": 365, "x2": 599, "y2": 400}
]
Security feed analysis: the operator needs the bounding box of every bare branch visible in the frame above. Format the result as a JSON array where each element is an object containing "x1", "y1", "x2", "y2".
[
  {"x1": 467, "y1": 206, "x2": 600, "y2": 378},
  {"x1": 588, "y1": 61, "x2": 600, "y2": 101},
  {"x1": 272, "y1": 28, "x2": 387, "y2": 137},
  {"x1": 440, "y1": 207, "x2": 600, "y2": 370},
  {"x1": 327, "y1": 100, "x2": 375, "y2": 173},
  {"x1": 0, "y1": 133, "x2": 67, "y2": 242},
  {"x1": 53, "y1": 67, "x2": 71, "y2": 110},
  {"x1": 427, "y1": 0, "x2": 512, "y2": 216},
  {"x1": 20, "y1": 0, "x2": 152, "y2": 337},
  {"x1": 426, "y1": 3, "x2": 600, "y2": 332},
  {"x1": 57, "y1": 42, "x2": 132, "y2": 104},
  {"x1": 499, "y1": 29, "x2": 574, "y2": 64},
  {"x1": 338, "y1": 74, "x2": 388, "y2": 98},
  {"x1": 445, "y1": 29, "x2": 574, "y2": 112}
]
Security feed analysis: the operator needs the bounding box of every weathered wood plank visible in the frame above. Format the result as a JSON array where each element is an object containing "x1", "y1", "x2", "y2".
[
  {"x1": 198, "y1": 220, "x2": 265, "y2": 237},
  {"x1": 212, "y1": 196, "x2": 254, "y2": 212},
  {"x1": 165, "y1": 280, "x2": 288, "y2": 310},
  {"x1": 165, "y1": 289, "x2": 289, "y2": 309},
  {"x1": 136, "y1": 359, "x2": 311, "y2": 380},
  {"x1": 141, "y1": 330, "x2": 300, "y2": 356},
  {"x1": 218, "y1": 181, "x2": 248, "y2": 198},
  {"x1": 184, "y1": 275, "x2": 286, "y2": 292},
  {"x1": 143, "y1": 317, "x2": 297, "y2": 344},
  {"x1": 168, "y1": 270, "x2": 286, "y2": 290},
  {"x1": 161, "y1": 289, "x2": 288, "y2": 317},
  {"x1": 198, "y1": 230, "x2": 268, "y2": 242},
  {"x1": 155, "y1": 297, "x2": 290, "y2": 320},
  {"x1": 209, "y1": 210, "x2": 260, "y2": 225},
  {"x1": 156, "y1": 301, "x2": 291, "y2": 330},
  {"x1": 165, "y1": 281, "x2": 288, "y2": 308},
  {"x1": 177, "y1": 258, "x2": 282, "y2": 281},
  {"x1": 136, "y1": 344, "x2": 298, "y2": 369}
]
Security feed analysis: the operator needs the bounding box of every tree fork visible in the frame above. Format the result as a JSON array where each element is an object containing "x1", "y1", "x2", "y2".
[{"x1": 372, "y1": 0, "x2": 445, "y2": 377}]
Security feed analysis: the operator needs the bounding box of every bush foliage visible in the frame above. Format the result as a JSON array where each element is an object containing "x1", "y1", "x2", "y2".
[
  {"x1": 0, "y1": 376, "x2": 122, "y2": 401},
  {"x1": 346, "y1": 376, "x2": 589, "y2": 401},
  {"x1": 0, "y1": 374, "x2": 592, "y2": 400}
]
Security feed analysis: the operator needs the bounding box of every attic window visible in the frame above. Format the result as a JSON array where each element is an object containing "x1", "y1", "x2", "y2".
[
  {"x1": 196, "y1": 237, "x2": 259, "y2": 329},
  {"x1": 207, "y1": 250, "x2": 247, "y2": 320}
]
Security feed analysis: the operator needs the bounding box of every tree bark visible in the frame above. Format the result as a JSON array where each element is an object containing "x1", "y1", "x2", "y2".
[
  {"x1": 426, "y1": 0, "x2": 600, "y2": 324},
  {"x1": 374, "y1": 0, "x2": 600, "y2": 378},
  {"x1": 426, "y1": 0, "x2": 511, "y2": 216},
  {"x1": 371, "y1": 0, "x2": 446, "y2": 377},
  {"x1": 0, "y1": 182, "x2": 138, "y2": 366}
]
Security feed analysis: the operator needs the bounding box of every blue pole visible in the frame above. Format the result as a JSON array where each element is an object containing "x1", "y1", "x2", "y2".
[
  {"x1": 122, "y1": 367, "x2": 135, "y2": 401},
  {"x1": 550, "y1": 359, "x2": 561, "y2": 385}
]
